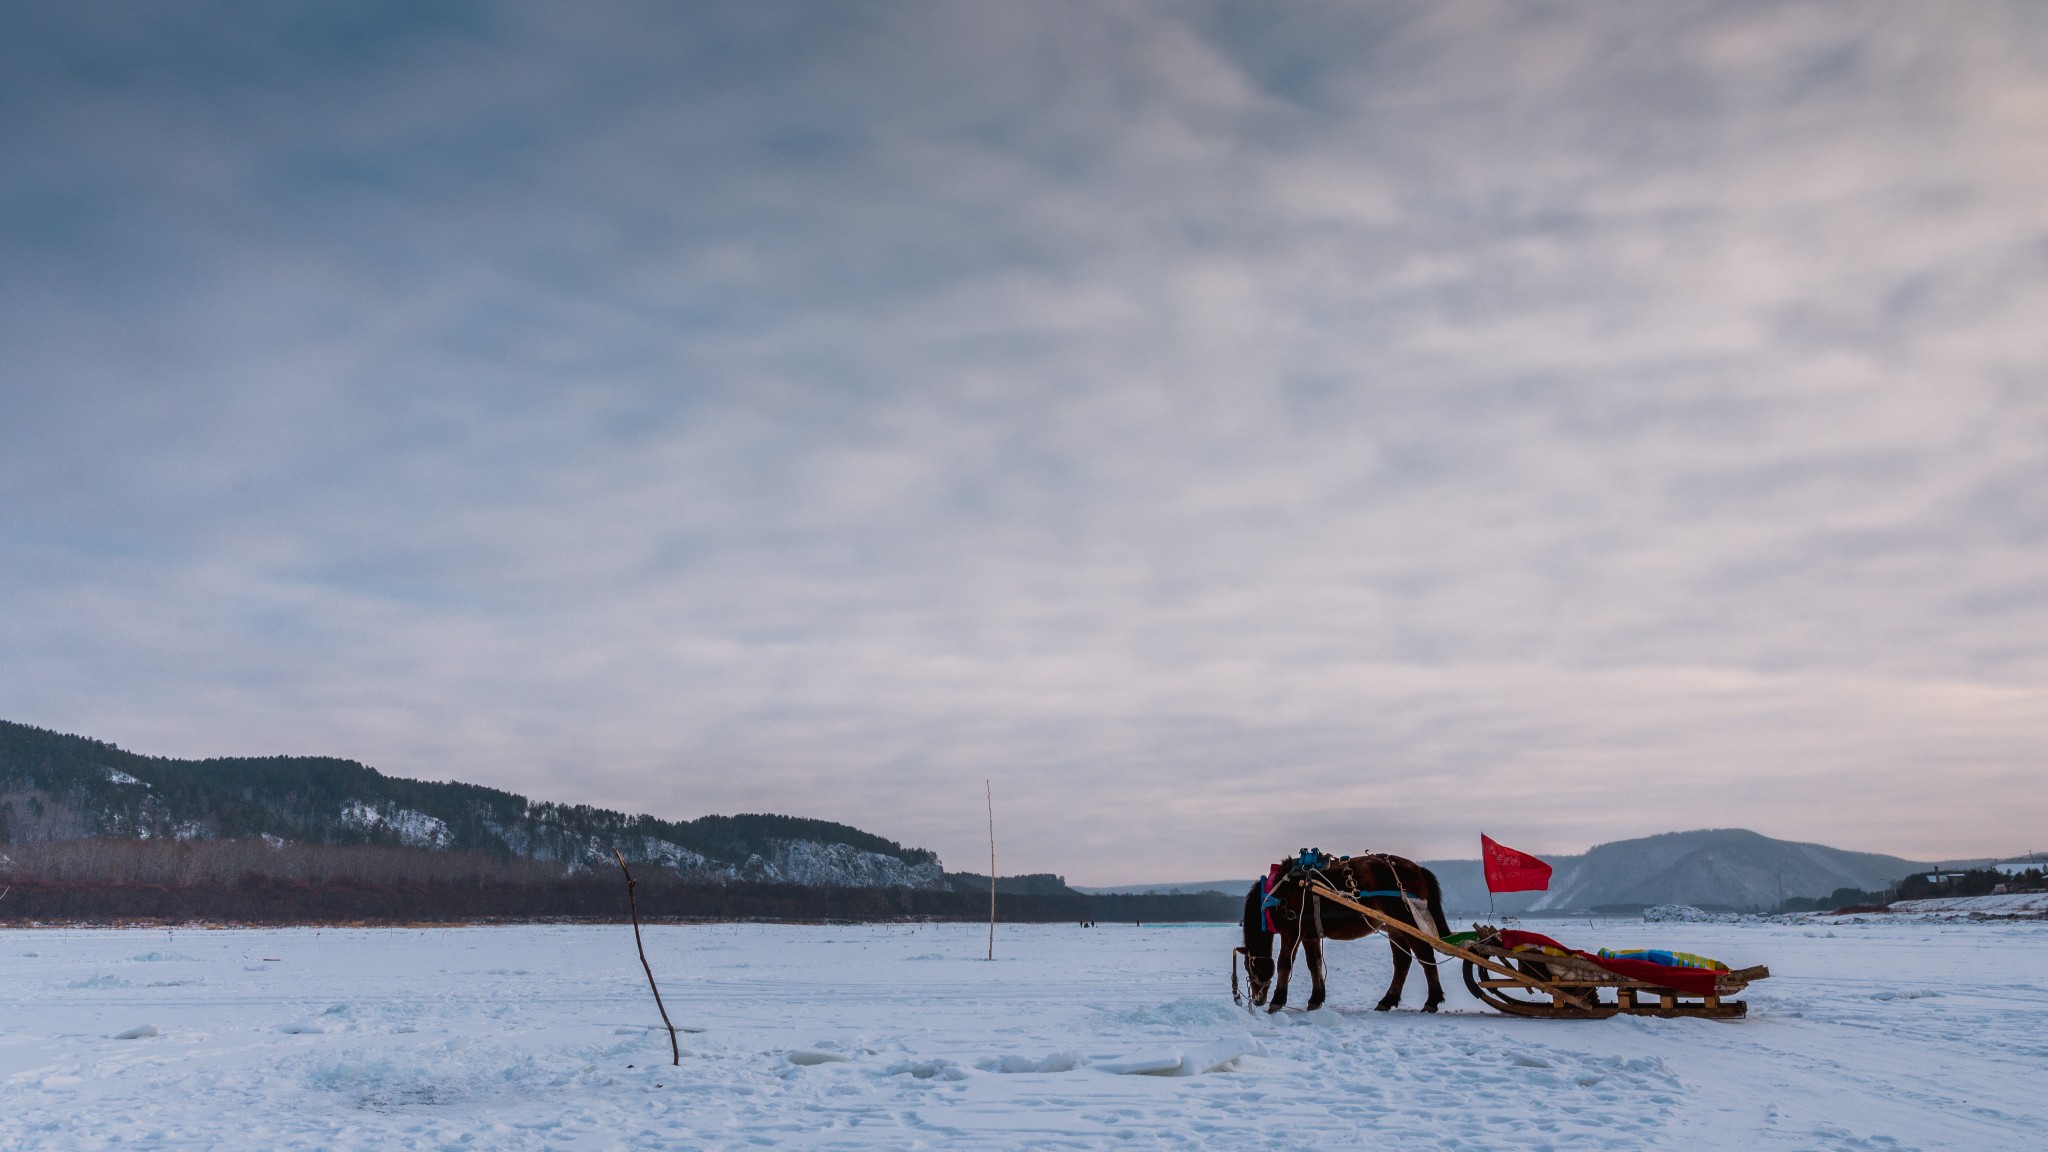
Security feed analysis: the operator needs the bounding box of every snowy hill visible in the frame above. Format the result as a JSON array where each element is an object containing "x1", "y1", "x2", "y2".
[
  {"x1": 1427, "y1": 829, "x2": 1930, "y2": 913},
  {"x1": 0, "y1": 720, "x2": 945, "y2": 889},
  {"x1": 1071, "y1": 880, "x2": 1249, "y2": 897},
  {"x1": 1094, "y1": 831, "x2": 1941, "y2": 915}
]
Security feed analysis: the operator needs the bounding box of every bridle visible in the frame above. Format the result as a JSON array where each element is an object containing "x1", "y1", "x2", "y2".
[{"x1": 1231, "y1": 945, "x2": 1275, "y2": 1007}]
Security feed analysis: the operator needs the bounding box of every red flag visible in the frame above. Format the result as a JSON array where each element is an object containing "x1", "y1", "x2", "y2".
[{"x1": 1482, "y1": 834, "x2": 1552, "y2": 893}]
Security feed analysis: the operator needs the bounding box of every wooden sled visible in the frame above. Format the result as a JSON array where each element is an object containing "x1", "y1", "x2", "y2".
[
  {"x1": 1305, "y1": 882, "x2": 1768, "y2": 1020},
  {"x1": 1459, "y1": 927, "x2": 1769, "y2": 1020}
]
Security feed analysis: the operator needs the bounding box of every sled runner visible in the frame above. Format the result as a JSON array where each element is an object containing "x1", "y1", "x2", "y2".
[{"x1": 1302, "y1": 882, "x2": 1768, "y2": 1020}]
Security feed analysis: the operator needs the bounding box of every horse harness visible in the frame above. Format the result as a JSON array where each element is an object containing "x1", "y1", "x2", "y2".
[{"x1": 1293, "y1": 851, "x2": 1440, "y2": 969}]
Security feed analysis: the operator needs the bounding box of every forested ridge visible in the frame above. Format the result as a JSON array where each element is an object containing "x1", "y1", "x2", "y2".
[
  {"x1": 0, "y1": 721, "x2": 1243, "y2": 923},
  {"x1": 0, "y1": 720, "x2": 932, "y2": 872}
]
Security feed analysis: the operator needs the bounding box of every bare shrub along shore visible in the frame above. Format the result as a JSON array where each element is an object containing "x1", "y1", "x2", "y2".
[{"x1": 0, "y1": 838, "x2": 1237, "y2": 925}]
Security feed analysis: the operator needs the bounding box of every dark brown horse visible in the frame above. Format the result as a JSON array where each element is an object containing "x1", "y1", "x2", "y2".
[{"x1": 1237, "y1": 850, "x2": 1450, "y2": 1013}]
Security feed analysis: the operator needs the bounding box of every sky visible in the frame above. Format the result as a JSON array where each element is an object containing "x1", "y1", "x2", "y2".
[{"x1": 2, "y1": 1, "x2": 2043, "y2": 884}]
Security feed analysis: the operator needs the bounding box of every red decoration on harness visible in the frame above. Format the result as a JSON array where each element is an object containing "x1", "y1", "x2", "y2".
[
  {"x1": 1481, "y1": 835, "x2": 1552, "y2": 893},
  {"x1": 1261, "y1": 863, "x2": 1285, "y2": 933}
]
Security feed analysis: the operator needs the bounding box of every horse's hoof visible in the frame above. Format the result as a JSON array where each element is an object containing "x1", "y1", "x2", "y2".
[
  {"x1": 1422, "y1": 1002, "x2": 1442, "y2": 1014},
  {"x1": 1374, "y1": 1000, "x2": 1397, "y2": 1012},
  {"x1": 1306, "y1": 1000, "x2": 1324, "y2": 1011}
]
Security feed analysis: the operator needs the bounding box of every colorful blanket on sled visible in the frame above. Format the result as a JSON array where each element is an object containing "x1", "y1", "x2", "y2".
[{"x1": 1496, "y1": 930, "x2": 1726, "y2": 997}]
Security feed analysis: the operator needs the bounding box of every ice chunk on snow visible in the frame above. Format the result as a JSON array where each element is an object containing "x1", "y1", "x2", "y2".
[
  {"x1": 70, "y1": 974, "x2": 129, "y2": 989},
  {"x1": 976, "y1": 1052, "x2": 1086, "y2": 1074},
  {"x1": 787, "y1": 1049, "x2": 852, "y2": 1065},
  {"x1": 1183, "y1": 1035, "x2": 1260, "y2": 1074},
  {"x1": 1098, "y1": 1035, "x2": 1259, "y2": 1076},
  {"x1": 1095, "y1": 1052, "x2": 1184, "y2": 1076},
  {"x1": 884, "y1": 1058, "x2": 966, "y2": 1080},
  {"x1": 1115, "y1": 996, "x2": 1267, "y2": 1030}
]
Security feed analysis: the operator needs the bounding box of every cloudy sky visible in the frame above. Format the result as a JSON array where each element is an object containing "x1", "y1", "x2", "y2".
[{"x1": 3, "y1": 1, "x2": 2043, "y2": 882}]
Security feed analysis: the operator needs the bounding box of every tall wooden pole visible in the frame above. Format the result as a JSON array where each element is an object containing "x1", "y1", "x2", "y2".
[{"x1": 986, "y1": 779, "x2": 996, "y2": 961}]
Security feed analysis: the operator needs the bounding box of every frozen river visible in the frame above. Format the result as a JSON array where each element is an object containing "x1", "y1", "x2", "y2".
[{"x1": 2, "y1": 917, "x2": 2041, "y2": 1149}]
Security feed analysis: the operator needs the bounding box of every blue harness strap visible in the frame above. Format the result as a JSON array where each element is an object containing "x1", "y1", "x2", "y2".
[{"x1": 1262, "y1": 849, "x2": 1430, "y2": 933}]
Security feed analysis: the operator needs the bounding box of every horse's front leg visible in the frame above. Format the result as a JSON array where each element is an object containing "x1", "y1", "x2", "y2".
[
  {"x1": 1415, "y1": 943, "x2": 1446, "y2": 1012},
  {"x1": 1303, "y1": 930, "x2": 1328, "y2": 1010},
  {"x1": 1377, "y1": 936, "x2": 1413, "y2": 1012},
  {"x1": 1267, "y1": 927, "x2": 1299, "y2": 1013}
]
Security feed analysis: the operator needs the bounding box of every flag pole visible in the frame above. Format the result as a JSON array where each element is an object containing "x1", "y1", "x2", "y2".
[{"x1": 1484, "y1": 831, "x2": 1495, "y2": 918}]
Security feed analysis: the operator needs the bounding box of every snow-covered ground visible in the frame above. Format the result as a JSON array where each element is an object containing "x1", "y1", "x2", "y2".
[{"x1": 2, "y1": 918, "x2": 2041, "y2": 1150}]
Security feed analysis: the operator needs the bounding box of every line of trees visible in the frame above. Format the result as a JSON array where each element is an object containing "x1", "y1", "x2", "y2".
[
  {"x1": 1893, "y1": 867, "x2": 2043, "y2": 902},
  {"x1": 0, "y1": 837, "x2": 568, "y2": 887},
  {"x1": 0, "y1": 838, "x2": 1241, "y2": 924},
  {"x1": 1770, "y1": 886, "x2": 1890, "y2": 914}
]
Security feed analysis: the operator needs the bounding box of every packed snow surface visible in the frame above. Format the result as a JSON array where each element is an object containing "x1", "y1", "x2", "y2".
[{"x1": 1, "y1": 919, "x2": 2041, "y2": 1149}]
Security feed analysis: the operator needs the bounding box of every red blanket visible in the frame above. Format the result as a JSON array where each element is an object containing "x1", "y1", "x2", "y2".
[{"x1": 1496, "y1": 930, "x2": 1722, "y2": 997}]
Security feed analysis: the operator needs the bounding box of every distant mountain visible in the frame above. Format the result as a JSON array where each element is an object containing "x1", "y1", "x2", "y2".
[
  {"x1": 1072, "y1": 880, "x2": 1250, "y2": 897},
  {"x1": 1100, "y1": 830, "x2": 1953, "y2": 916},
  {"x1": 0, "y1": 720, "x2": 947, "y2": 889},
  {"x1": 1426, "y1": 829, "x2": 1935, "y2": 914}
]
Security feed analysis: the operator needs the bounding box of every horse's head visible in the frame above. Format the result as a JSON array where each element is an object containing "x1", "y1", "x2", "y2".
[
  {"x1": 1237, "y1": 877, "x2": 1283, "y2": 1006},
  {"x1": 1244, "y1": 950, "x2": 1276, "y2": 1006}
]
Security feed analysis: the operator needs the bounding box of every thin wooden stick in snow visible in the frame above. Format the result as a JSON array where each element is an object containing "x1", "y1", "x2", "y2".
[
  {"x1": 613, "y1": 849, "x2": 680, "y2": 1066},
  {"x1": 986, "y1": 779, "x2": 996, "y2": 961}
]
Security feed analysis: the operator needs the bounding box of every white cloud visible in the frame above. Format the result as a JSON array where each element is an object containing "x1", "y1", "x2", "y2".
[{"x1": 2, "y1": 1, "x2": 2043, "y2": 881}]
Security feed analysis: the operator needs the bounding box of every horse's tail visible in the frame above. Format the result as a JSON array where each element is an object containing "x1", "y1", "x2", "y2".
[{"x1": 1421, "y1": 865, "x2": 1451, "y2": 938}]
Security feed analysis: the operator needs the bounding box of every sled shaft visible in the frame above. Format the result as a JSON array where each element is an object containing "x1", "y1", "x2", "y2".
[{"x1": 1304, "y1": 882, "x2": 1590, "y2": 1010}]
